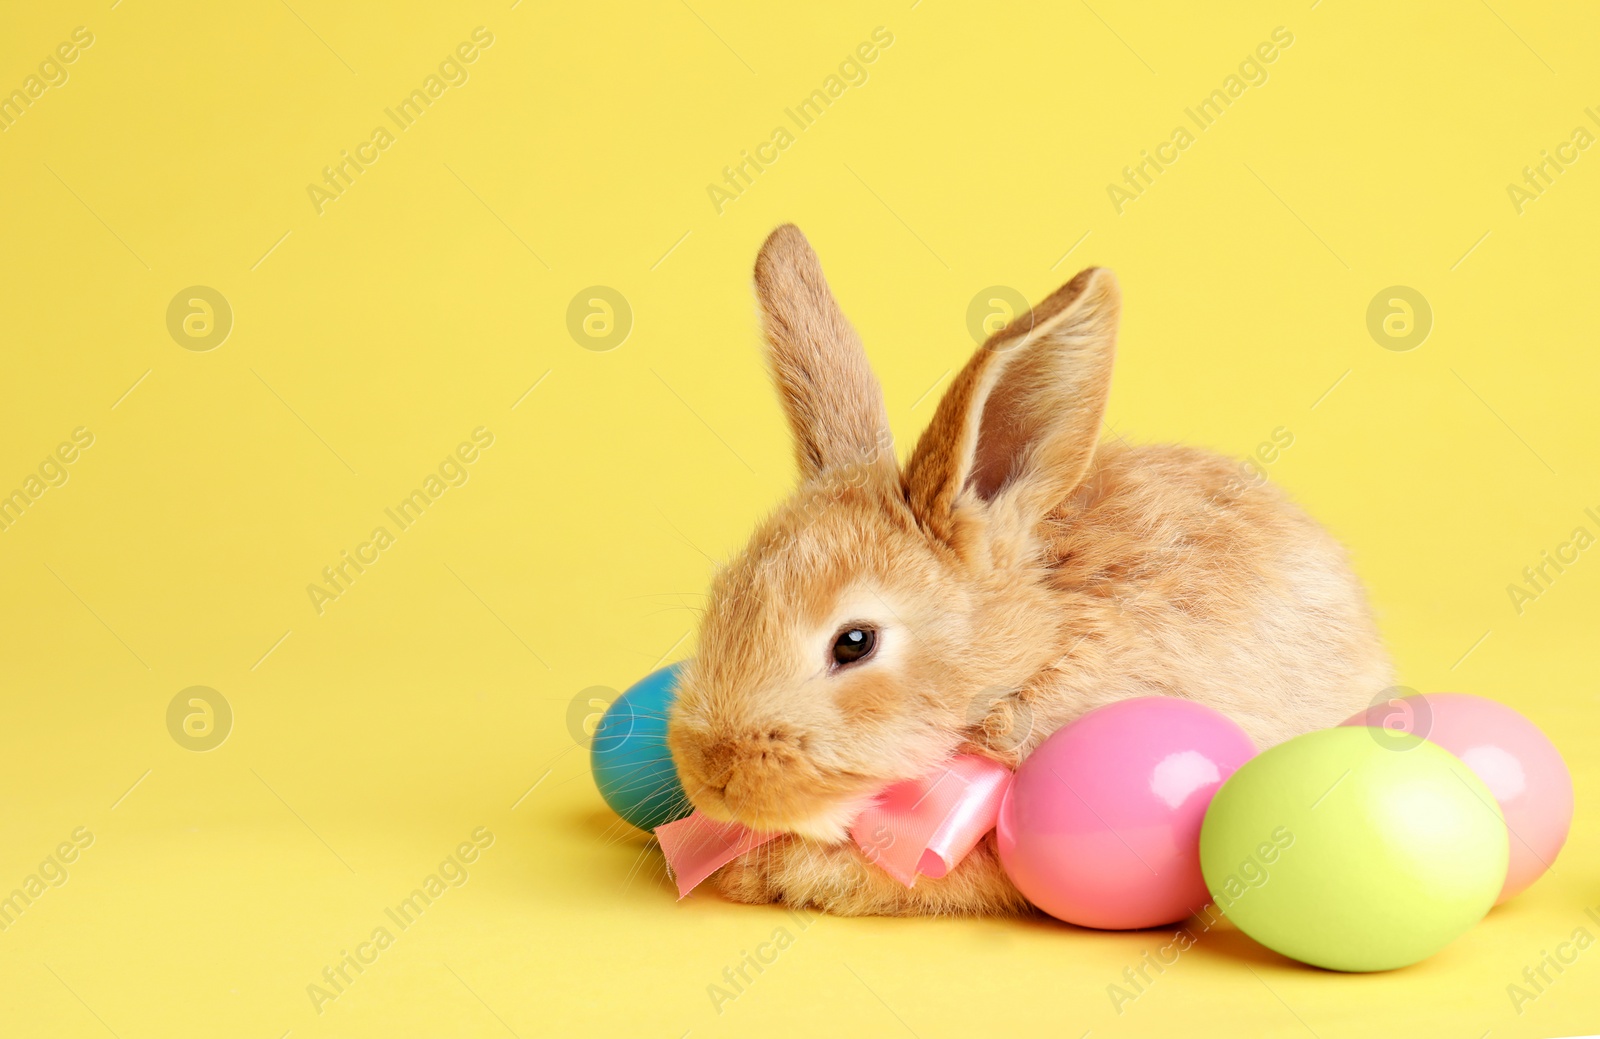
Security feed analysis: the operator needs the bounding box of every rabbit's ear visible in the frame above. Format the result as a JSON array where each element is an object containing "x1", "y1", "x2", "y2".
[
  {"x1": 906, "y1": 267, "x2": 1119, "y2": 540},
  {"x1": 755, "y1": 225, "x2": 893, "y2": 483}
]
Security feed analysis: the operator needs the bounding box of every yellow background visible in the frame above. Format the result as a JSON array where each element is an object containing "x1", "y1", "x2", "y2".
[{"x1": 1, "y1": 1, "x2": 1595, "y2": 1036}]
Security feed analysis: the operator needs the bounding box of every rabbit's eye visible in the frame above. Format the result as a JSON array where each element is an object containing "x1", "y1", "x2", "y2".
[{"x1": 831, "y1": 626, "x2": 877, "y2": 667}]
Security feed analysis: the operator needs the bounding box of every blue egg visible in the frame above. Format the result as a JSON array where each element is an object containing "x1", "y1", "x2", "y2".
[{"x1": 591, "y1": 662, "x2": 695, "y2": 832}]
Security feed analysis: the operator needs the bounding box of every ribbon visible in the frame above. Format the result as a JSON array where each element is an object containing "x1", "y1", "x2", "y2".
[{"x1": 654, "y1": 755, "x2": 1012, "y2": 899}]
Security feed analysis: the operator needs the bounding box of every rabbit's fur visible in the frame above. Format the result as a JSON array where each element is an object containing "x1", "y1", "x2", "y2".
[{"x1": 665, "y1": 225, "x2": 1393, "y2": 916}]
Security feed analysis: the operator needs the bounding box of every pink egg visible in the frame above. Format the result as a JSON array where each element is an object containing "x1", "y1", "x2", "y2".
[
  {"x1": 1341, "y1": 691, "x2": 1573, "y2": 903},
  {"x1": 997, "y1": 697, "x2": 1257, "y2": 929}
]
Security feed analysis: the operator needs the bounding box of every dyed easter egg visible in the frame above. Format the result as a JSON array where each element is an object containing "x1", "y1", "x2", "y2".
[
  {"x1": 591, "y1": 663, "x2": 694, "y2": 832},
  {"x1": 1342, "y1": 691, "x2": 1572, "y2": 903},
  {"x1": 998, "y1": 697, "x2": 1257, "y2": 929},
  {"x1": 1200, "y1": 726, "x2": 1507, "y2": 971}
]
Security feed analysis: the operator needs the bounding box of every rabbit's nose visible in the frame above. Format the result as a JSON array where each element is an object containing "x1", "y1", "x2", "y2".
[
  {"x1": 695, "y1": 735, "x2": 740, "y2": 788},
  {"x1": 695, "y1": 728, "x2": 798, "y2": 785}
]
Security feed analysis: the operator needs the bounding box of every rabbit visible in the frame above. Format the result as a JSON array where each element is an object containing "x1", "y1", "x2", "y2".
[{"x1": 664, "y1": 225, "x2": 1394, "y2": 917}]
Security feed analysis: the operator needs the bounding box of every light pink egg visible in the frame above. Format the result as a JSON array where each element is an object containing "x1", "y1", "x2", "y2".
[{"x1": 1341, "y1": 692, "x2": 1573, "y2": 903}]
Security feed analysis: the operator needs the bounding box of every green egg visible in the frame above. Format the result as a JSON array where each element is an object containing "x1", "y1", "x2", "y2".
[{"x1": 1199, "y1": 726, "x2": 1507, "y2": 972}]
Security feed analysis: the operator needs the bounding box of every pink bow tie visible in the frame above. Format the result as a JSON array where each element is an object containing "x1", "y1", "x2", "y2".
[{"x1": 654, "y1": 755, "x2": 1012, "y2": 898}]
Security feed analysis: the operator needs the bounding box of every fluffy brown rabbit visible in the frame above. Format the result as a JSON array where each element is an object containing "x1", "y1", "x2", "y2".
[{"x1": 665, "y1": 225, "x2": 1393, "y2": 916}]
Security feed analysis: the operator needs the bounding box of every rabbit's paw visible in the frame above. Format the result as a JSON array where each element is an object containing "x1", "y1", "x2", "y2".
[
  {"x1": 713, "y1": 838, "x2": 872, "y2": 911},
  {"x1": 712, "y1": 842, "x2": 786, "y2": 905},
  {"x1": 717, "y1": 836, "x2": 1028, "y2": 917}
]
